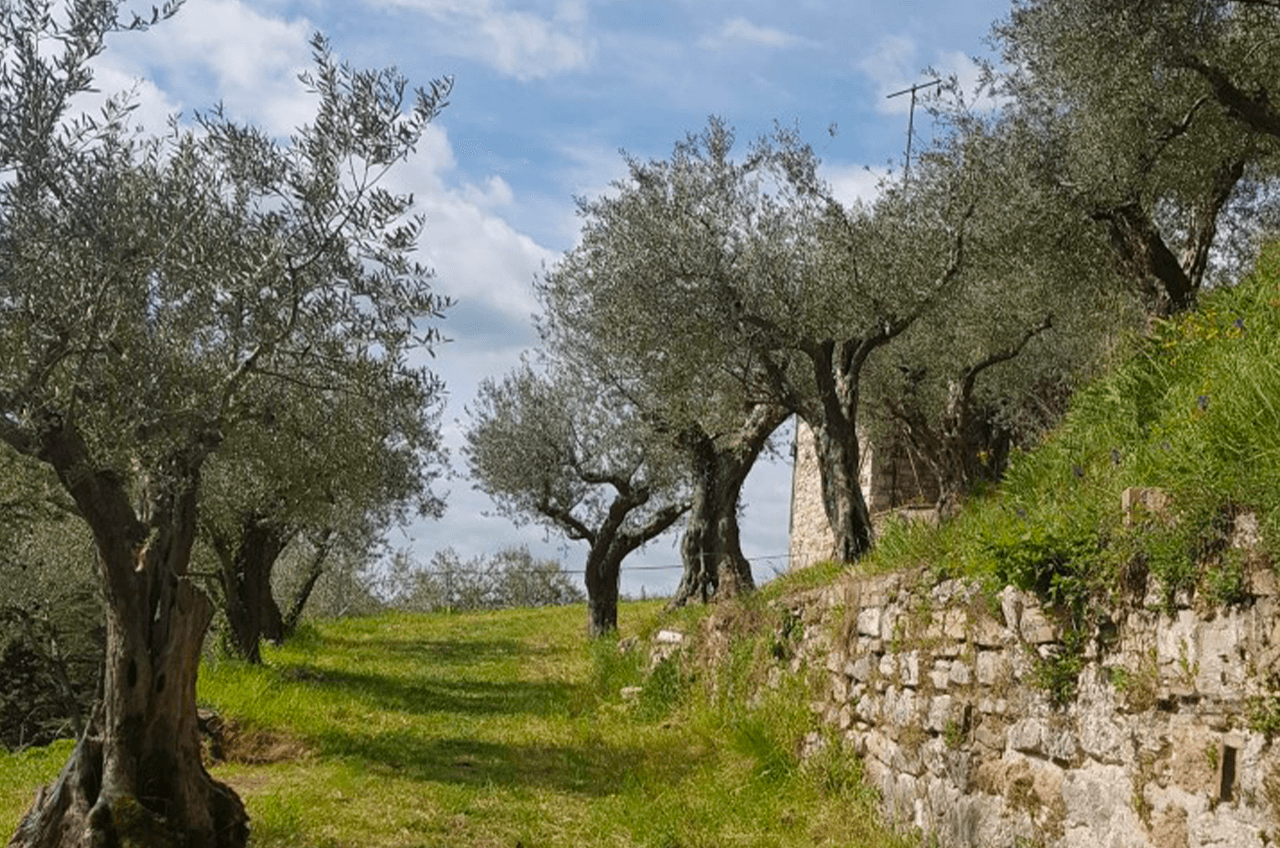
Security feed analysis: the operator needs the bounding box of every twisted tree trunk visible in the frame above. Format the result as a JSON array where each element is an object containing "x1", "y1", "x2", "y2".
[
  {"x1": 8, "y1": 424, "x2": 248, "y2": 848},
  {"x1": 670, "y1": 403, "x2": 788, "y2": 606}
]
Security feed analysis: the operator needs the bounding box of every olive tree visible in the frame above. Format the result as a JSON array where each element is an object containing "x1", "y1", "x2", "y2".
[
  {"x1": 464, "y1": 363, "x2": 688, "y2": 635},
  {"x1": 543, "y1": 118, "x2": 971, "y2": 564},
  {"x1": 200, "y1": 370, "x2": 445, "y2": 663},
  {"x1": 537, "y1": 139, "x2": 790, "y2": 606},
  {"x1": 0, "y1": 3, "x2": 451, "y2": 844},
  {"x1": 993, "y1": 0, "x2": 1280, "y2": 315},
  {"x1": 864, "y1": 110, "x2": 1138, "y2": 518}
]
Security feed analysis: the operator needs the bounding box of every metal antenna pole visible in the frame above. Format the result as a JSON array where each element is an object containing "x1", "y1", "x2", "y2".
[{"x1": 886, "y1": 79, "x2": 942, "y2": 182}]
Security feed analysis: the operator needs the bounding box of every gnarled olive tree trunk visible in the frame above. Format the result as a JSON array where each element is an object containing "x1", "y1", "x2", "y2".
[
  {"x1": 670, "y1": 403, "x2": 788, "y2": 606},
  {"x1": 580, "y1": 497, "x2": 688, "y2": 637},
  {"x1": 807, "y1": 406, "x2": 874, "y2": 564},
  {"x1": 8, "y1": 426, "x2": 248, "y2": 848}
]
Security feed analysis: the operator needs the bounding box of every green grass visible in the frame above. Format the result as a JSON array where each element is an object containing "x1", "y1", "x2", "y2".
[
  {"x1": 2, "y1": 602, "x2": 912, "y2": 847},
  {"x1": 857, "y1": 242, "x2": 1280, "y2": 611}
]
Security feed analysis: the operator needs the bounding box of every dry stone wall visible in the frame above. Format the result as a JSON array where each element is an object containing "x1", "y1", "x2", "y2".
[{"x1": 775, "y1": 566, "x2": 1280, "y2": 848}]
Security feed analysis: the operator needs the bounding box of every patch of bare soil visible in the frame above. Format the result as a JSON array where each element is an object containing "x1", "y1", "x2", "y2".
[{"x1": 198, "y1": 709, "x2": 313, "y2": 766}]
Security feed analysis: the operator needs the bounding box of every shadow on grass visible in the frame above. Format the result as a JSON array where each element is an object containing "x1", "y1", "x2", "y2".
[
  {"x1": 314, "y1": 728, "x2": 661, "y2": 797},
  {"x1": 316, "y1": 636, "x2": 550, "y2": 666},
  {"x1": 292, "y1": 666, "x2": 578, "y2": 718}
]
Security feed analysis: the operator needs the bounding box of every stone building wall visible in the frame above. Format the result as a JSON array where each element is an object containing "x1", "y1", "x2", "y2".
[
  {"x1": 788, "y1": 420, "x2": 939, "y2": 570},
  {"x1": 769, "y1": 558, "x2": 1280, "y2": 848}
]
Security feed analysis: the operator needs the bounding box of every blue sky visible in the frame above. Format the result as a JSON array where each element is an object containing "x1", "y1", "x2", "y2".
[{"x1": 92, "y1": 0, "x2": 1011, "y2": 596}]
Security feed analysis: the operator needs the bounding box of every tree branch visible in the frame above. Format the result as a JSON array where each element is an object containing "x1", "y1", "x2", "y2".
[{"x1": 1180, "y1": 54, "x2": 1280, "y2": 139}]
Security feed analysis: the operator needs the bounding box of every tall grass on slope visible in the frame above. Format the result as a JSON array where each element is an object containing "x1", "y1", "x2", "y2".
[{"x1": 859, "y1": 240, "x2": 1280, "y2": 620}]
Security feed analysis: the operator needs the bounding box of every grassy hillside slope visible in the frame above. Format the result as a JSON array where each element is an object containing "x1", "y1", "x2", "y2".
[
  {"x1": 2, "y1": 601, "x2": 908, "y2": 848},
  {"x1": 868, "y1": 241, "x2": 1280, "y2": 614}
]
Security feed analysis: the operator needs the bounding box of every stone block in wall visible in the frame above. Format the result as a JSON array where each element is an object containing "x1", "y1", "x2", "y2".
[
  {"x1": 1044, "y1": 725, "x2": 1079, "y2": 764},
  {"x1": 887, "y1": 686, "x2": 920, "y2": 726},
  {"x1": 1156, "y1": 609, "x2": 1201, "y2": 686},
  {"x1": 930, "y1": 661, "x2": 951, "y2": 691},
  {"x1": 898, "y1": 753, "x2": 928, "y2": 783},
  {"x1": 837, "y1": 703, "x2": 853, "y2": 730},
  {"x1": 1010, "y1": 644, "x2": 1038, "y2": 681},
  {"x1": 949, "y1": 660, "x2": 973, "y2": 688},
  {"x1": 976, "y1": 651, "x2": 1008, "y2": 687},
  {"x1": 1062, "y1": 762, "x2": 1145, "y2": 848},
  {"x1": 1168, "y1": 725, "x2": 1217, "y2": 796},
  {"x1": 999, "y1": 585, "x2": 1024, "y2": 631},
  {"x1": 1020, "y1": 605, "x2": 1059, "y2": 644},
  {"x1": 847, "y1": 654, "x2": 873, "y2": 683},
  {"x1": 1077, "y1": 710, "x2": 1128, "y2": 766},
  {"x1": 1238, "y1": 731, "x2": 1272, "y2": 804},
  {"x1": 977, "y1": 696, "x2": 1008, "y2": 717},
  {"x1": 860, "y1": 572, "x2": 903, "y2": 608},
  {"x1": 940, "y1": 795, "x2": 983, "y2": 848},
  {"x1": 973, "y1": 614, "x2": 1008, "y2": 647},
  {"x1": 925, "y1": 695, "x2": 955, "y2": 733},
  {"x1": 863, "y1": 728, "x2": 894, "y2": 768},
  {"x1": 974, "y1": 715, "x2": 1007, "y2": 750},
  {"x1": 1194, "y1": 614, "x2": 1249, "y2": 696},
  {"x1": 901, "y1": 651, "x2": 920, "y2": 687},
  {"x1": 878, "y1": 609, "x2": 899, "y2": 642},
  {"x1": 943, "y1": 607, "x2": 969, "y2": 641},
  {"x1": 879, "y1": 653, "x2": 898, "y2": 680},
  {"x1": 1249, "y1": 561, "x2": 1279, "y2": 596},
  {"x1": 1149, "y1": 806, "x2": 1189, "y2": 848},
  {"x1": 857, "y1": 606, "x2": 882, "y2": 638},
  {"x1": 934, "y1": 636, "x2": 963, "y2": 659},
  {"x1": 931, "y1": 579, "x2": 965, "y2": 605},
  {"x1": 1008, "y1": 718, "x2": 1045, "y2": 755},
  {"x1": 855, "y1": 692, "x2": 880, "y2": 724},
  {"x1": 1230, "y1": 510, "x2": 1260, "y2": 550}
]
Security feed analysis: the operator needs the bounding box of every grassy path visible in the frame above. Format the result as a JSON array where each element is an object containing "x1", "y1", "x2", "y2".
[{"x1": 2, "y1": 602, "x2": 910, "y2": 847}]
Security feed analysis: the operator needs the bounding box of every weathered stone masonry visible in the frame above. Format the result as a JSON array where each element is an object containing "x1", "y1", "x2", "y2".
[{"x1": 772, "y1": 563, "x2": 1280, "y2": 848}]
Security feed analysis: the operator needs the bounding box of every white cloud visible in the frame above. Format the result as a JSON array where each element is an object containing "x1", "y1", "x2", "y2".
[
  {"x1": 90, "y1": 0, "x2": 315, "y2": 136},
  {"x1": 859, "y1": 34, "x2": 926, "y2": 115},
  {"x1": 366, "y1": 0, "x2": 594, "y2": 81},
  {"x1": 480, "y1": 9, "x2": 591, "y2": 79},
  {"x1": 698, "y1": 17, "x2": 806, "y2": 52},
  {"x1": 859, "y1": 36, "x2": 1001, "y2": 116},
  {"x1": 822, "y1": 162, "x2": 890, "y2": 207},
  {"x1": 462, "y1": 174, "x2": 516, "y2": 209},
  {"x1": 381, "y1": 128, "x2": 554, "y2": 324}
]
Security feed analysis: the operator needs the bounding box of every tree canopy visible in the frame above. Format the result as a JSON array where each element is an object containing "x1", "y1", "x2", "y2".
[
  {"x1": 993, "y1": 0, "x2": 1280, "y2": 314},
  {"x1": 0, "y1": 2, "x2": 452, "y2": 843}
]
